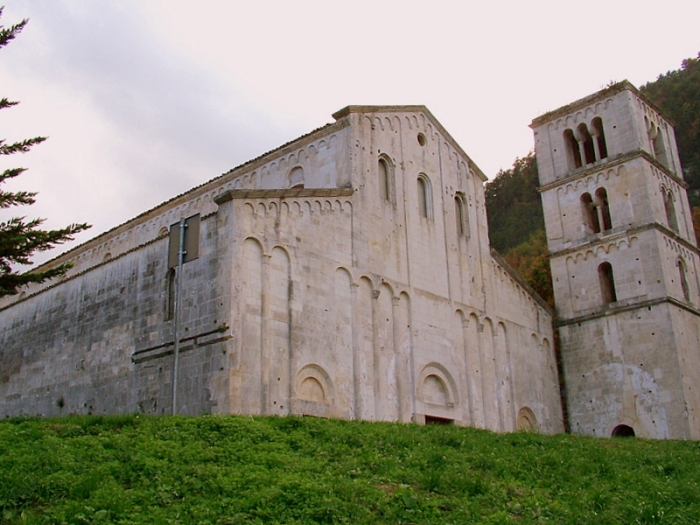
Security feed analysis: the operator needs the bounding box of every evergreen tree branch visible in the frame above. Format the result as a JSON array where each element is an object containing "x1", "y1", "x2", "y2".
[
  {"x1": 0, "y1": 8, "x2": 92, "y2": 297},
  {"x1": 0, "y1": 97, "x2": 19, "y2": 110},
  {"x1": 0, "y1": 136, "x2": 47, "y2": 155},
  {"x1": 0, "y1": 8, "x2": 27, "y2": 49}
]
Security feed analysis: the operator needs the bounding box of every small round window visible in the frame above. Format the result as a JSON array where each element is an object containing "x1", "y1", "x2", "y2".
[{"x1": 417, "y1": 133, "x2": 427, "y2": 146}]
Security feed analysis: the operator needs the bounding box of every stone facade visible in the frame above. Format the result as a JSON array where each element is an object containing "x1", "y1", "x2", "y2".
[
  {"x1": 533, "y1": 82, "x2": 700, "y2": 439},
  {"x1": 0, "y1": 106, "x2": 563, "y2": 433}
]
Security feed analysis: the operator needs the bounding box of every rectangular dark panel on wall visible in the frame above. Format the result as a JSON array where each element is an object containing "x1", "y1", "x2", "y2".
[{"x1": 168, "y1": 214, "x2": 200, "y2": 269}]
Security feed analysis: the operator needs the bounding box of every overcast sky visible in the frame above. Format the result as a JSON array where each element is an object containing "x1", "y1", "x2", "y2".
[{"x1": 1, "y1": 0, "x2": 699, "y2": 265}]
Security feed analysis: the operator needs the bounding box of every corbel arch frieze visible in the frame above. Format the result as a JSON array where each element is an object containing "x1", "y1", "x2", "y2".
[
  {"x1": 556, "y1": 99, "x2": 612, "y2": 132},
  {"x1": 562, "y1": 165, "x2": 622, "y2": 195}
]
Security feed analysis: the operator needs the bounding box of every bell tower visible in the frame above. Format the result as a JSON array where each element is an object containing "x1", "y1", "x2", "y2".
[{"x1": 532, "y1": 81, "x2": 700, "y2": 439}]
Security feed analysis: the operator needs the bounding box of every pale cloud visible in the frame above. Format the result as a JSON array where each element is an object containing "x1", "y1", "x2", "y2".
[{"x1": 0, "y1": 0, "x2": 698, "y2": 265}]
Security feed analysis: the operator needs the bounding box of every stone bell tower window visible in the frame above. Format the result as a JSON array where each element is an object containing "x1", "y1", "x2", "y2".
[
  {"x1": 598, "y1": 262, "x2": 617, "y2": 304},
  {"x1": 646, "y1": 117, "x2": 669, "y2": 169},
  {"x1": 565, "y1": 118, "x2": 608, "y2": 170},
  {"x1": 565, "y1": 129, "x2": 582, "y2": 170},
  {"x1": 595, "y1": 188, "x2": 612, "y2": 231},
  {"x1": 678, "y1": 258, "x2": 690, "y2": 301},
  {"x1": 578, "y1": 123, "x2": 596, "y2": 165},
  {"x1": 581, "y1": 189, "x2": 612, "y2": 234},
  {"x1": 592, "y1": 117, "x2": 608, "y2": 160},
  {"x1": 663, "y1": 188, "x2": 679, "y2": 233},
  {"x1": 581, "y1": 193, "x2": 600, "y2": 234}
]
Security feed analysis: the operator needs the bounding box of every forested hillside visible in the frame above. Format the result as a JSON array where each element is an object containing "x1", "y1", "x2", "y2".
[
  {"x1": 485, "y1": 52, "x2": 700, "y2": 307},
  {"x1": 641, "y1": 54, "x2": 700, "y2": 204}
]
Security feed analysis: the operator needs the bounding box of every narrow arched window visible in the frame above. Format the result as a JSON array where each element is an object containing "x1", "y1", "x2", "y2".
[
  {"x1": 288, "y1": 166, "x2": 305, "y2": 189},
  {"x1": 678, "y1": 259, "x2": 690, "y2": 301},
  {"x1": 592, "y1": 117, "x2": 608, "y2": 160},
  {"x1": 652, "y1": 128, "x2": 669, "y2": 168},
  {"x1": 417, "y1": 174, "x2": 432, "y2": 219},
  {"x1": 581, "y1": 193, "x2": 600, "y2": 234},
  {"x1": 578, "y1": 123, "x2": 596, "y2": 165},
  {"x1": 595, "y1": 188, "x2": 612, "y2": 231},
  {"x1": 378, "y1": 157, "x2": 390, "y2": 202},
  {"x1": 564, "y1": 129, "x2": 582, "y2": 169},
  {"x1": 647, "y1": 121, "x2": 669, "y2": 168},
  {"x1": 598, "y1": 262, "x2": 617, "y2": 304},
  {"x1": 455, "y1": 193, "x2": 468, "y2": 237},
  {"x1": 166, "y1": 268, "x2": 176, "y2": 321},
  {"x1": 664, "y1": 188, "x2": 679, "y2": 233}
]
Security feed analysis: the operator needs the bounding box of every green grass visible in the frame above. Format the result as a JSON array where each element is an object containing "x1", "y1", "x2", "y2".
[{"x1": 1, "y1": 415, "x2": 699, "y2": 524}]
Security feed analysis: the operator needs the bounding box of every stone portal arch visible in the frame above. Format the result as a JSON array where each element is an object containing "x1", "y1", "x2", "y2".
[
  {"x1": 517, "y1": 407, "x2": 538, "y2": 432},
  {"x1": 417, "y1": 363, "x2": 459, "y2": 423},
  {"x1": 295, "y1": 364, "x2": 334, "y2": 405},
  {"x1": 612, "y1": 424, "x2": 635, "y2": 437}
]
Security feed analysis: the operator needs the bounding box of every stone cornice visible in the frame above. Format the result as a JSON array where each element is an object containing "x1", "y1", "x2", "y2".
[
  {"x1": 548, "y1": 222, "x2": 700, "y2": 260},
  {"x1": 27, "y1": 118, "x2": 353, "y2": 274},
  {"x1": 537, "y1": 150, "x2": 687, "y2": 194},
  {"x1": 555, "y1": 296, "x2": 700, "y2": 328},
  {"x1": 214, "y1": 187, "x2": 354, "y2": 205},
  {"x1": 333, "y1": 105, "x2": 488, "y2": 182}
]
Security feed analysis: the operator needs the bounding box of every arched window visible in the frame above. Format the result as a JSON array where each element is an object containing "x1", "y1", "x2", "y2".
[
  {"x1": 592, "y1": 117, "x2": 608, "y2": 160},
  {"x1": 577, "y1": 123, "x2": 596, "y2": 165},
  {"x1": 166, "y1": 269, "x2": 176, "y2": 321},
  {"x1": 598, "y1": 262, "x2": 617, "y2": 304},
  {"x1": 595, "y1": 188, "x2": 612, "y2": 231},
  {"x1": 455, "y1": 193, "x2": 468, "y2": 237},
  {"x1": 581, "y1": 193, "x2": 600, "y2": 234},
  {"x1": 649, "y1": 123, "x2": 669, "y2": 168},
  {"x1": 378, "y1": 157, "x2": 393, "y2": 202},
  {"x1": 288, "y1": 166, "x2": 305, "y2": 189},
  {"x1": 663, "y1": 188, "x2": 679, "y2": 233},
  {"x1": 678, "y1": 259, "x2": 690, "y2": 301},
  {"x1": 417, "y1": 174, "x2": 432, "y2": 219},
  {"x1": 564, "y1": 129, "x2": 582, "y2": 169}
]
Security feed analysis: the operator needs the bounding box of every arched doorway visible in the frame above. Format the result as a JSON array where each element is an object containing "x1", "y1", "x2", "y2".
[{"x1": 611, "y1": 424, "x2": 635, "y2": 437}]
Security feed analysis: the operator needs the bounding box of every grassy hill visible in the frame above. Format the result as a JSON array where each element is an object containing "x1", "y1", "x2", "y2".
[{"x1": 1, "y1": 415, "x2": 699, "y2": 524}]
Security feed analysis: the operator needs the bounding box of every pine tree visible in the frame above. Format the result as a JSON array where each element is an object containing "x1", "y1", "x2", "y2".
[{"x1": 0, "y1": 7, "x2": 90, "y2": 297}]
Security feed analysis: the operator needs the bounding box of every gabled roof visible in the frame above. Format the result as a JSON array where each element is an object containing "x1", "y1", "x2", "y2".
[
  {"x1": 32, "y1": 104, "x2": 487, "y2": 272},
  {"x1": 333, "y1": 105, "x2": 488, "y2": 182}
]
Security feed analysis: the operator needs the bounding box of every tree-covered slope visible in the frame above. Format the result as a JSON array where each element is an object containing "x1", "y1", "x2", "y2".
[
  {"x1": 641, "y1": 53, "x2": 700, "y2": 205},
  {"x1": 484, "y1": 152, "x2": 542, "y2": 254}
]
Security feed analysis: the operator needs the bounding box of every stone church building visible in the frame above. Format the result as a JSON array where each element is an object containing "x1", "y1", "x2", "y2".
[{"x1": 1, "y1": 82, "x2": 698, "y2": 439}]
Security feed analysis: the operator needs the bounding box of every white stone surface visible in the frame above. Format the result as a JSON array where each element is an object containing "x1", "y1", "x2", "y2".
[
  {"x1": 0, "y1": 106, "x2": 562, "y2": 433},
  {"x1": 534, "y1": 82, "x2": 700, "y2": 439}
]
